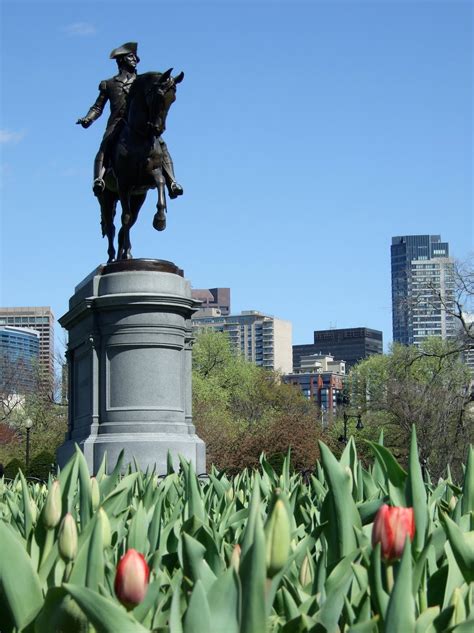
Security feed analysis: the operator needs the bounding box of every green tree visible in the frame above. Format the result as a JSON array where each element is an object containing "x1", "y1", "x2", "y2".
[
  {"x1": 192, "y1": 330, "x2": 321, "y2": 472},
  {"x1": 347, "y1": 337, "x2": 473, "y2": 478},
  {"x1": 0, "y1": 353, "x2": 67, "y2": 478}
]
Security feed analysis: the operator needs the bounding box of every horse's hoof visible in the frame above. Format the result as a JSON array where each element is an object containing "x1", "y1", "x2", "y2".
[
  {"x1": 153, "y1": 211, "x2": 166, "y2": 231},
  {"x1": 107, "y1": 256, "x2": 116, "y2": 264},
  {"x1": 168, "y1": 182, "x2": 183, "y2": 199}
]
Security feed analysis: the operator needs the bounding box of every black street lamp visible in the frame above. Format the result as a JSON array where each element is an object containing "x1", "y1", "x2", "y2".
[
  {"x1": 338, "y1": 409, "x2": 363, "y2": 444},
  {"x1": 25, "y1": 418, "x2": 33, "y2": 473}
]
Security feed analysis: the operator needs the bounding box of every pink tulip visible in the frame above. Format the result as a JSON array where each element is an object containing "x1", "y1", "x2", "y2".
[
  {"x1": 372, "y1": 504, "x2": 415, "y2": 561},
  {"x1": 114, "y1": 549, "x2": 150, "y2": 609}
]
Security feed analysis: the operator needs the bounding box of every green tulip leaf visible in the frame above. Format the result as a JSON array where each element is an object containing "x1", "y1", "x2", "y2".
[
  {"x1": 384, "y1": 540, "x2": 416, "y2": 633},
  {"x1": 207, "y1": 567, "x2": 240, "y2": 633},
  {"x1": 240, "y1": 512, "x2": 267, "y2": 633},
  {"x1": 461, "y1": 446, "x2": 474, "y2": 516},
  {"x1": 183, "y1": 579, "x2": 211, "y2": 633},
  {"x1": 0, "y1": 521, "x2": 43, "y2": 631},
  {"x1": 441, "y1": 513, "x2": 474, "y2": 584},
  {"x1": 406, "y1": 426, "x2": 428, "y2": 553},
  {"x1": 63, "y1": 583, "x2": 149, "y2": 633},
  {"x1": 366, "y1": 441, "x2": 407, "y2": 489}
]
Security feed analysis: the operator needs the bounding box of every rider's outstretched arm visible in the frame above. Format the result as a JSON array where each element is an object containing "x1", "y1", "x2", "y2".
[{"x1": 77, "y1": 81, "x2": 108, "y2": 127}]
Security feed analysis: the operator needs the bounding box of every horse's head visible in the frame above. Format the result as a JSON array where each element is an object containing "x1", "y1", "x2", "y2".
[{"x1": 131, "y1": 69, "x2": 184, "y2": 138}]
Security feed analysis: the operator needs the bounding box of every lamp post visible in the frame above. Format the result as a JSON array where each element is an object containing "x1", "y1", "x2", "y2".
[
  {"x1": 25, "y1": 418, "x2": 33, "y2": 473},
  {"x1": 338, "y1": 409, "x2": 363, "y2": 444}
]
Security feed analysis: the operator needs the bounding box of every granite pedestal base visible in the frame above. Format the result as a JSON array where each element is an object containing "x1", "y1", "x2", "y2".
[{"x1": 57, "y1": 259, "x2": 206, "y2": 475}]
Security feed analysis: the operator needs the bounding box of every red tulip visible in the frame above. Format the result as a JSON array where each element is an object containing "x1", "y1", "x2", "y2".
[
  {"x1": 372, "y1": 504, "x2": 415, "y2": 561},
  {"x1": 114, "y1": 549, "x2": 150, "y2": 609}
]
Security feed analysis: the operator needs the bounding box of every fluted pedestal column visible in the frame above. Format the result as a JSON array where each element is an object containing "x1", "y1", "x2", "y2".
[{"x1": 57, "y1": 259, "x2": 206, "y2": 475}]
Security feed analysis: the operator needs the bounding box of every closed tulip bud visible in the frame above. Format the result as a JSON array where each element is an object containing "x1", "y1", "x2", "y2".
[
  {"x1": 58, "y1": 513, "x2": 78, "y2": 562},
  {"x1": 230, "y1": 543, "x2": 241, "y2": 572},
  {"x1": 372, "y1": 504, "x2": 415, "y2": 561},
  {"x1": 265, "y1": 498, "x2": 291, "y2": 578},
  {"x1": 299, "y1": 553, "x2": 313, "y2": 587},
  {"x1": 29, "y1": 499, "x2": 38, "y2": 524},
  {"x1": 448, "y1": 496, "x2": 457, "y2": 512},
  {"x1": 225, "y1": 487, "x2": 234, "y2": 502},
  {"x1": 98, "y1": 508, "x2": 111, "y2": 548},
  {"x1": 344, "y1": 466, "x2": 354, "y2": 493},
  {"x1": 43, "y1": 480, "x2": 62, "y2": 529},
  {"x1": 90, "y1": 477, "x2": 100, "y2": 511},
  {"x1": 114, "y1": 549, "x2": 150, "y2": 609}
]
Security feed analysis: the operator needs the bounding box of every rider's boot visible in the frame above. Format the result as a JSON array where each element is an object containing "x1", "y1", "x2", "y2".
[
  {"x1": 93, "y1": 152, "x2": 106, "y2": 197},
  {"x1": 160, "y1": 140, "x2": 183, "y2": 199}
]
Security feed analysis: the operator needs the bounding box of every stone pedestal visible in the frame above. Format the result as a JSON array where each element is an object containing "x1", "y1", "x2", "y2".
[{"x1": 57, "y1": 259, "x2": 206, "y2": 475}]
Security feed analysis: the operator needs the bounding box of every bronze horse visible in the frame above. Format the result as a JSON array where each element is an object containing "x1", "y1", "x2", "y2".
[{"x1": 97, "y1": 69, "x2": 184, "y2": 262}]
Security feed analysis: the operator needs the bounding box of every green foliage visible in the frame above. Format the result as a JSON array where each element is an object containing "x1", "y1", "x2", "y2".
[
  {"x1": 0, "y1": 430, "x2": 473, "y2": 632},
  {"x1": 346, "y1": 338, "x2": 473, "y2": 478},
  {"x1": 192, "y1": 330, "x2": 321, "y2": 471}
]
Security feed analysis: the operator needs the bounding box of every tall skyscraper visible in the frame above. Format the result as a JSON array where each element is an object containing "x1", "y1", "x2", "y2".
[
  {"x1": 0, "y1": 307, "x2": 55, "y2": 379},
  {"x1": 191, "y1": 288, "x2": 231, "y2": 316},
  {"x1": 192, "y1": 310, "x2": 292, "y2": 373},
  {"x1": 293, "y1": 327, "x2": 383, "y2": 371},
  {"x1": 391, "y1": 235, "x2": 456, "y2": 345}
]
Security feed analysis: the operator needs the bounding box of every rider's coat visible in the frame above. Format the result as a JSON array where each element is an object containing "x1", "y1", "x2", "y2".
[{"x1": 84, "y1": 72, "x2": 136, "y2": 144}]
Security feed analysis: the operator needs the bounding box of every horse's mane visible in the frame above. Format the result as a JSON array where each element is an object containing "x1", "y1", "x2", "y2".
[{"x1": 129, "y1": 72, "x2": 165, "y2": 98}]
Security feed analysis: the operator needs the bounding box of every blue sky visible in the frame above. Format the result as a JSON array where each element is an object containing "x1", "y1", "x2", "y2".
[{"x1": 1, "y1": 0, "x2": 472, "y2": 352}]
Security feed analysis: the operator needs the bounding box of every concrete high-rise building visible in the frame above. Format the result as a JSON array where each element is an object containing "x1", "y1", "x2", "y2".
[
  {"x1": 191, "y1": 288, "x2": 231, "y2": 316},
  {"x1": 391, "y1": 235, "x2": 456, "y2": 346},
  {"x1": 0, "y1": 307, "x2": 55, "y2": 379},
  {"x1": 293, "y1": 327, "x2": 383, "y2": 371},
  {"x1": 192, "y1": 309, "x2": 292, "y2": 373},
  {"x1": 0, "y1": 326, "x2": 40, "y2": 393}
]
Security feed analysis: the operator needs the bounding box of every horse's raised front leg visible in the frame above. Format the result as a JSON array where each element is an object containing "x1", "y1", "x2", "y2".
[{"x1": 152, "y1": 169, "x2": 167, "y2": 232}]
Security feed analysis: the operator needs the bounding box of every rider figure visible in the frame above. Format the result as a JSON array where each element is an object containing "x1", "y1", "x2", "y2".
[{"x1": 77, "y1": 42, "x2": 183, "y2": 199}]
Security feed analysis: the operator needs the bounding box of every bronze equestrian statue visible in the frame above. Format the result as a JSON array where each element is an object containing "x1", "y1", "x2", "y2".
[{"x1": 76, "y1": 42, "x2": 184, "y2": 261}]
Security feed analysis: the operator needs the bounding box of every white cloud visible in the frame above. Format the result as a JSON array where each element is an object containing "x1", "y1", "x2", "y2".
[
  {"x1": 0, "y1": 129, "x2": 26, "y2": 144},
  {"x1": 62, "y1": 22, "x2": 97, "y2": 37}
]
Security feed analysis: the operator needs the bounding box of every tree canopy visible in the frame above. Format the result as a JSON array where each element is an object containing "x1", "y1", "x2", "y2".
[
  {"x1": 347, "y1": 337, "x2": 473, "y2": 477},
  {"x1": 192, "y1": 330, "x2": 321, "y2": 472}
]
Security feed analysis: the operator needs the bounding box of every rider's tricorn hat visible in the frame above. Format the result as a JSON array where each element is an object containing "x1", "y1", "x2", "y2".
[{"x1": 109, "y1": 42, "x2": 140, "y2": 62}]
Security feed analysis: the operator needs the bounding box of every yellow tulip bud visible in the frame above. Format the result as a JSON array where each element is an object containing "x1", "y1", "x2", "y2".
[
  {"x1": 90, "y1": 477, "x2": 100, "y2": 511},
  {"x1": 264, "y1": 498, "x2": 291, "y2": 578},
  {"x1": 58, "y1": 513, "x2": 78, "y2": 562},
  {"x1": 225, "y1": 487, "x2": 234, "y2": 502},
  {"x1": 43, "y1": 480, "x2": 62, "y2": 529},
  {"x1": 299, "y1": 553, "x2": 313, "y2": 587},
  {"x1": 29, "y1": 499, "x2": 38, "y2": 524},
  {"x1": 230, "y1": 543, "x2": 241, "y2": 572},
  {"x1": 344, "y1": 466, "x2": 354, "y2": 493},
  {"x1": 98, "y1": 508, "x2": 112, "y2": 548}
]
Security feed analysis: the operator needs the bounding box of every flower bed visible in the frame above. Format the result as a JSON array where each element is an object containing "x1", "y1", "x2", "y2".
[{"x1": 0, "y1": 427, "x2": 472, "y2": 632}]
